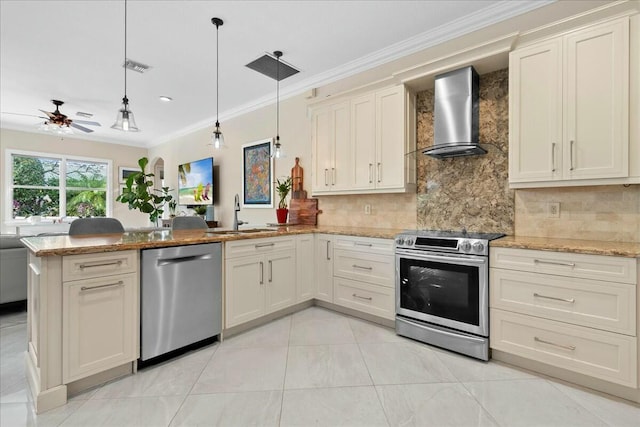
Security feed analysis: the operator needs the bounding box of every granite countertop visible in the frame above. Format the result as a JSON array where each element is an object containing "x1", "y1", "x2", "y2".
[
  {"x1": 491, "y1": 235, "x2": 640, "y2": 258},
  {"x1": 20, "y1": 225, "x2": 405, "y2": 257}
]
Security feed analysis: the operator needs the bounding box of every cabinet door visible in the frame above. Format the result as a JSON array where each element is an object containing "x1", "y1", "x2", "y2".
[
  {"x1": 564, "y1": 18, "x2": 629, "y2": 179},
  {"x1": 315, "y1": 234, "x2": 334, "y2": 302},
  {"x1": 351, "y1": 93, "x2": 376, "y2": 190},
  {"x1": 63, "y1": 273, "x2": 137, "y2": 383},
  {"x1": 375, "y1": 86, "x2": 406, "y2": 189},
  {"x1": 295, "y1": 234, "x2": 315, "y2": 302},
  {"x1": 265, "y1": 250, "x2": 296, "y2": 313},
  {"x1": 331, "y1": 101, "x2": 351, "y2": 191},
  {"x1": 225, "y1": 255, "x2": 266, "y2": 328},
  {"x1": 509, "y1": 39, "x2": 563, "y2": 182},
  {"x1": 311, "y1": 106, "x2": 333, "y2": 193}
]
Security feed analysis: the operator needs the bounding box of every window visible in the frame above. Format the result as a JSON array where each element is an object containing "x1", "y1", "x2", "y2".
[{"x1": 8, "y1": 150, "x2": 111, "y2": 219}]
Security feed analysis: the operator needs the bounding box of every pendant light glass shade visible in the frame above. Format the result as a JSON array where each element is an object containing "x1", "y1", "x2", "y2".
[
  {"x1": 111, "y1": 96, "x2": 139, "y2": 132},
  {"x1": 112, "y1": 0, "x2": 139, "y2": 132},
  {"x1": 210, "y1": 17, "x2": 225, "y2": 149}
]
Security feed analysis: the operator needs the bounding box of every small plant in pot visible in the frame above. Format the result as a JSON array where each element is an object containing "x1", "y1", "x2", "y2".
[
  {"x1": 116, "y1": 157, "x2": 173, "y2": 227},
  {"x1": 193, "y1": 205, "x2": 207, "y2": 218},
  {"x1": 275, "y1": 177, "x2": 292, "y2": 224}
]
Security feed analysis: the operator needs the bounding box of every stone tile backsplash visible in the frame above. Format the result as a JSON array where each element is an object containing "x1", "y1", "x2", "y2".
[
  {"x1": 316, "y1": 193, "x2": 416, "y2": 229},
  {"x1": 515, "y1": 185, "x2": 640, "y2": 243}
]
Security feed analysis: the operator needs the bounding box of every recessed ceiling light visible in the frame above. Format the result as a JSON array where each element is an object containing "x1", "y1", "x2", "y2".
[{"x1": 159, "y1": 96, "x2": 173, "y2": 102}]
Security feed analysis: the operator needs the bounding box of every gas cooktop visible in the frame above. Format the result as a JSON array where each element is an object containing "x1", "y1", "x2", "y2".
[
  {"x1": 395, "y1": 229, "x2": 505, "y2": 256},
  {"x1": 404, "y1": 229, "x2": 506, "y2": 241}
]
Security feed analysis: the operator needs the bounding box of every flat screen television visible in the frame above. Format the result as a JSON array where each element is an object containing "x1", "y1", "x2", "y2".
[{"x1": 178, "y1": 157, "x2": 214, "y2": 206}]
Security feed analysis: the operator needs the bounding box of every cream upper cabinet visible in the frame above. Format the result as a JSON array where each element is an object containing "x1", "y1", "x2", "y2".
[
  {"x1": 311, "y1": 101, "x2": 351, "y2": 193},
  {"x1": 311, "y1": 84, "x2": 416, "y2": 195},
  {"x1": 509, "y1": 17, "x2": 630, "y2": 186}
]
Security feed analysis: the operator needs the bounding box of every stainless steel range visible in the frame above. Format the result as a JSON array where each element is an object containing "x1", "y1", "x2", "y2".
[{"x1": 395, "y1": 230, "x2": 504, "y2": 361}]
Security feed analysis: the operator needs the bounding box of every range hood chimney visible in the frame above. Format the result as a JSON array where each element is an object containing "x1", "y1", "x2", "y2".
[{"x1": 423, "y1": 66, "x2": 486, "y2": 159}]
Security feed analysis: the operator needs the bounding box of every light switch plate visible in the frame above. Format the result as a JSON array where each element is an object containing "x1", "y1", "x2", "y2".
[{"x1": 547, "y1": 202, "x2": 560, "y2": 218}]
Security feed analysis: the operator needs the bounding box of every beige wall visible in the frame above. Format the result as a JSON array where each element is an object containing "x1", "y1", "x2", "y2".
[
  {"x1": 0, "y1": 128, "x2": 149, "y2": 233},
  {"x1": 147, "y1": 93, "x2": 311, "y2": 229}
]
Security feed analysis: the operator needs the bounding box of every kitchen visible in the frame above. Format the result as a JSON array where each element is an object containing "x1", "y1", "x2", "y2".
[{"x1": 1, "y1": 0, "x2": 640, "y2": 425}]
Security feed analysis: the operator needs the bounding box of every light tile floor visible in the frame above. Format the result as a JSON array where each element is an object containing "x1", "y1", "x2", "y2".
[{"x1": 1, "y1": 306, "x2": 639, "y2": 426}]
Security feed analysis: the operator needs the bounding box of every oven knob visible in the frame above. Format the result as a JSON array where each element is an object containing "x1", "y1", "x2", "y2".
[
  {"x1": 459, "y1": 240, "x2": 471, "y2": 252},
  {"x1": 406, "y1": 238, "x2": 414, "y2": 246},
  {"x1": 473, "y1": 242, "x2": 485, "y2": 253},
  {"x1": 396, "y1": 237, "x2": 405, "y2": 245}
]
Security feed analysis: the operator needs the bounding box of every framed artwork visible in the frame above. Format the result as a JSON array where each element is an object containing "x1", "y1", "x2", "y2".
[
  {"x1": 118, "y1": 166, "x2": 138, "y2": 183},
  {"x1": 242, "y1": 139, "x2": 273, "y2": 208}
]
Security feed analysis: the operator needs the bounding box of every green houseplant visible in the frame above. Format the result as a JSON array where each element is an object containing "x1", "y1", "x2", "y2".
[
  {"x1": 275, "y1": 177, "x2": 292, "y2": 224},
  {"x1": 116, "y1": 157, "x2": 173, "y2": 227}
]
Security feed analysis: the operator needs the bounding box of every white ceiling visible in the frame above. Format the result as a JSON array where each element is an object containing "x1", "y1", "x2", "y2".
[{"x1": 0, "y1": 0, "x2": 552, "y2": 148}]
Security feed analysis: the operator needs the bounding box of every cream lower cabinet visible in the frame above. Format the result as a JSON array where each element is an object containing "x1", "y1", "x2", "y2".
[
  {"x1": 509, "y1": 16, "x2": 630, "y2": 186},
  {"x1": 296, "y1": 234, "x2": 315, "y2": 302},
  {"x1": 26, "y1": 250, "x2": 139, "y2": 414},
  {"x1": 315, "y1": 234, "x2": 334, "y2": 303},
  {"x1": 490, "y1": 247, "x2": 638, "y2": 389},
  {"x1": 332, "y1": 235, "x2": 395, "y2": 320},
  {"x1": 225, "y1": 237, "x2": 296, "y2": 328}
]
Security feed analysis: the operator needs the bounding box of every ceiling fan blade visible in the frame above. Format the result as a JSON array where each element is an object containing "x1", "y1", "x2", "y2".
[
  {"x1": 70, "y1": 123, "x2": 94, "y2": 133},
  {"x1": 39, "y1": 109, "x2": 56, "y2": 119},
  {"x1": 2, "y1": 112, "x2": 48, "y2": 120},
  {"x1": 73, "y1": 119, "x2": 101, "y2": 126}
]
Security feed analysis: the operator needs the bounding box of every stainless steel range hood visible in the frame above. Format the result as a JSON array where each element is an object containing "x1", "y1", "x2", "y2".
[{"x1": 423, "y1": 66, "x2": 486, "y2": 159}]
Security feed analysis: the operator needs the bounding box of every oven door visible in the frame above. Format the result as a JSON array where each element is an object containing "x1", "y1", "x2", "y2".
[{"x1": 395, "y1": 249, "x2": 488, "y2": 336}]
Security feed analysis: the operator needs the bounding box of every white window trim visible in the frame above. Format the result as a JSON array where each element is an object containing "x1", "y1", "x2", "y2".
[{"x1": 5, "y1": 149, "x2": 113, "y2": 221}]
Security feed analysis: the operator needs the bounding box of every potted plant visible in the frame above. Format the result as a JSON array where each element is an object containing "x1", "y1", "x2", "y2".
[
  {"x1": 116, "y1": 157, "x2": 173, "y2": 227},
  {"x1": 275, "y1": 177, "x2": 292, "y2": 224},
  {"x1": 168, "y1": 200, "x2": 177, "y2": 217},
  {"x1": 193, "y1": 205, "x2": 207, "y2": 218}
]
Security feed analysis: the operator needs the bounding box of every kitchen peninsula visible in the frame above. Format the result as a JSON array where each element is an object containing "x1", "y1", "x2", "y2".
[{"x1": 19, "y1": 225, "x2": 401, "y2": 413}]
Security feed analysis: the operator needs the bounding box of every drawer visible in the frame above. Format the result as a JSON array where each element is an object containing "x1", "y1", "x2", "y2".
[
  {"x1": 333, "y1": 235, "x2": 394, "y2": 255},
  {"x1": 333, "y1": 249, "x2": 394, "y2": 288},
  {"x1": 490, "y1": 268, "x2": 636, "y2": 335},
  {"x1": 490, "y1": 248, "x2": 637, "y2": 284},
  {"x1": 334, "y1": 277, "x2": 395, "y2": 320},
  {"x1": 225, "y1": 236, "x2": 295, "y2": 259},
  {"x1": 490, "y1": 309, "x2": 637, "y2": 388},
  {"x1": 63, "y1": 250, "x2": 138, "y2": 282}
]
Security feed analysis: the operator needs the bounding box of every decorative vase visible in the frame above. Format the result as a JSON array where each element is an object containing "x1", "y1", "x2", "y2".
[{"x1": 276, "y1": 208, "x2": 288, "y2": 224}]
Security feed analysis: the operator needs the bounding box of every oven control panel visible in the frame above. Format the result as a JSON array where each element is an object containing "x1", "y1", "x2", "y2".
[{"x1": 395, "y1": 234, "x2": 491, "y2": 256}]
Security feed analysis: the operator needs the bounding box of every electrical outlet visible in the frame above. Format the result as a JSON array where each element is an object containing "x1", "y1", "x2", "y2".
[
  {"x1": 547, "y1": 202, "x2": 560, "y2": 218},
  {"x1": 364, "y1": 204, "x2": 371, "y2": 215}
]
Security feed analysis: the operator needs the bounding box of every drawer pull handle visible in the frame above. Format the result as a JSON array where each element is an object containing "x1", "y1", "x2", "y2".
[
  {"x1": 551, "y1": 142, "x2": 556, "y2": 172},
  {"x1": 377, "y1": 162, "x2": 381, "y2": 183},
  {"x1": 352, "y1": 264, "x2": 373, "y2": 271},
  {"x1": 79, "y1": 260, "x2": 123, "y2": 270},
  {"x1": 326, "y1": 241, "x2": 331, "y2": 260},
  {"x1": 255, "y1": 242, "x2": 275, "y2": 248},
  {"x1": 533, "y1": 293, "x2": 575, "y2": 304},
  {"x1": 81, "y1": 281, "x2": 124, "y2": 292},
  {"x1": 324, "y1": 169, "x2": 329, "y2": 186},
  {"x1": 354, "y1": 242, "x2": 373, "y2": 247},
  {"x1": 268, "y1": 260, "x2": 273, "y2": 283},
  {"x1": 353, "y1": 293, "x2": 372, "y2": 301},
  {"x1": 369, "y1": 163, "x2": 373, "y2": 183},
  {"x1": 534, "y1": 336, "x2": 575, "y2": 351},
  {"x1": 534, "y1": 259, "x2": 575, "y2": 267},
  {"x1": 569, "y1": 140, "x2": 575, "y2": 171}
]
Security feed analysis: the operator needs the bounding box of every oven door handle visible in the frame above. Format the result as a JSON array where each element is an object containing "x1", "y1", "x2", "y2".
[{"x1": 396, "y1": 250, "x2": 487, "y2": 265}]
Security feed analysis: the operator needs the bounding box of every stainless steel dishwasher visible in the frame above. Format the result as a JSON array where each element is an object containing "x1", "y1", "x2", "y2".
[{"x1": 140, "y1": 242, "x2": 222, "y2": 361}]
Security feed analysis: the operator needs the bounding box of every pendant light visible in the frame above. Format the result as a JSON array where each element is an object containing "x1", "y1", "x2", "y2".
[
  {"x1": 211, "y1": 17, "x2": 225, "y2": 149},
  {"x1": 112, "y1": 0, "x2": 139, "y2": 132},
  {"x1": 273, "y1": 51, "x2": 284, "y2": 159}
]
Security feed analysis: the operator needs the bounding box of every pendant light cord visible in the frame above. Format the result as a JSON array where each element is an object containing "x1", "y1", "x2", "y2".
[
  {"x1": 216, "y1": 21, "x2": 219, "y2": 126},
  {"x1": 276, "y1": 54, "x2": 280, "y2": 140},
  {"x1": 123, "y1": 0, "x2": 127, "y2": 102}
]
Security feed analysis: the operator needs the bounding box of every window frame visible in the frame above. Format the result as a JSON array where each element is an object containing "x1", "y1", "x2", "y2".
[{"x1": 5, "y1": 149, "x2": 113, "y2": 220}]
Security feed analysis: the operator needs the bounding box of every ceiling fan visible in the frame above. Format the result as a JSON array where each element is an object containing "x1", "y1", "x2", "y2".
[{"x1": 4, "y1": 99, "x2": 101, "y2": 133}]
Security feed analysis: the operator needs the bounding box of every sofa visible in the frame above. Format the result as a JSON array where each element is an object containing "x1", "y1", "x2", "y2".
[{"x1": 0, "y1": 235, "x2": 27, "y2": 304}]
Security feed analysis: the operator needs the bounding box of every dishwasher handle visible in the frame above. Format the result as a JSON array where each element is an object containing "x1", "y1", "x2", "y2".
[{"x1": 157, "y1": 254, "x2": 213, "y2": 266}]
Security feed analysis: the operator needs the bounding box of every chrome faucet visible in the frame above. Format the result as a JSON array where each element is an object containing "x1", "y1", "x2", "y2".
[{"x1": 233, "y1": 194, "x2": 246, "y2": 231}]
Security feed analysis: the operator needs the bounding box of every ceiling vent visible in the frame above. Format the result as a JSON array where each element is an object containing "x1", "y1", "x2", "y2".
[
  {"x1": 123, "y1": 59, "x2": 151, "y2": 73},
  {"x1": 246, "y1": 52, "x2": 299, "y2": 81}
]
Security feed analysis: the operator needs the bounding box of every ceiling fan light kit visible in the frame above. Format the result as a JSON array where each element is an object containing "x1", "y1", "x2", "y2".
[
  {"x1": 112, "y1": 0, "x2": 139, "y2": 132},
  {"x1": 211, "y1": 17, "x2": 225, "y2": 149}
]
